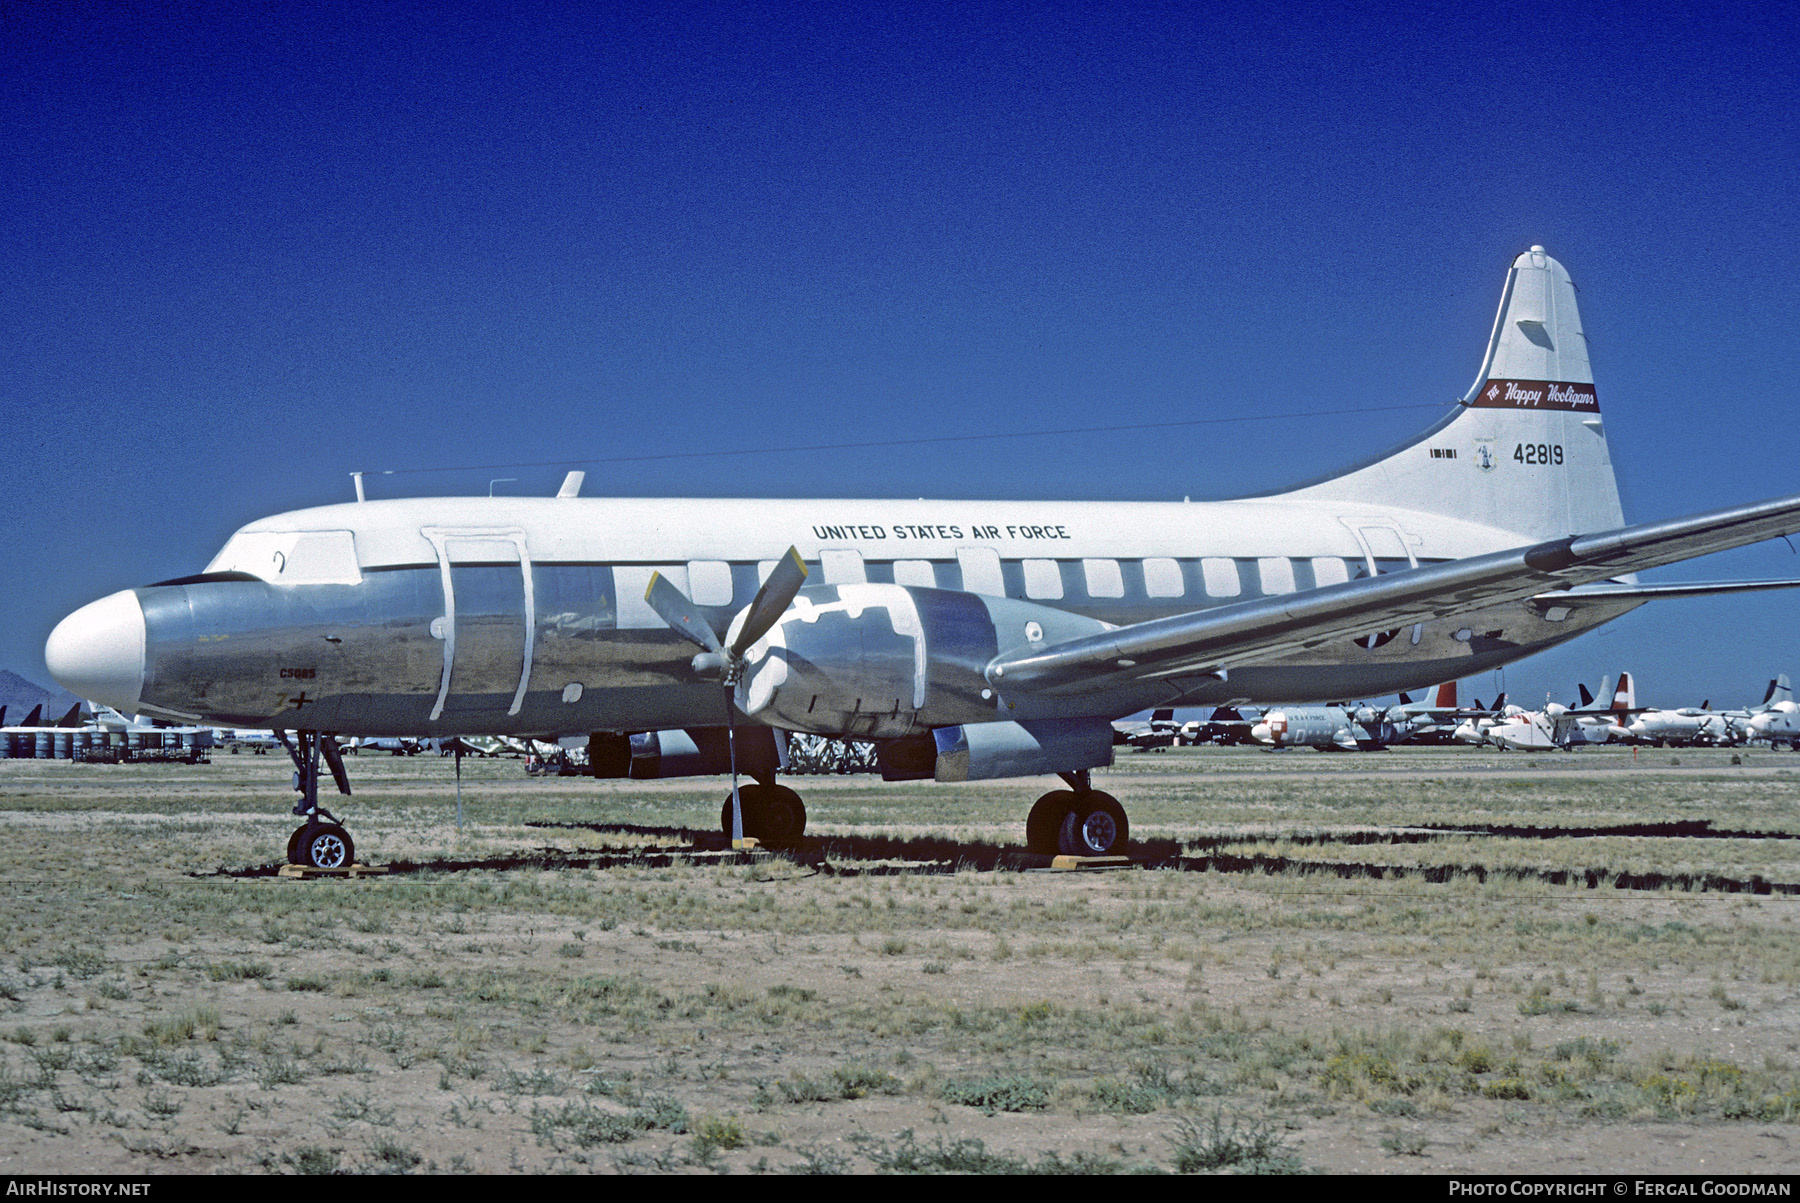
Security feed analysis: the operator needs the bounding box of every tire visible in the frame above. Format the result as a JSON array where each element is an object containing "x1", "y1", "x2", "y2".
[
  {"x1": 296, "y1": 823, "x2": 354, "y2": 869},
  {"x1": 1025, "y1": 790, "x2": 1078, "y2": 854},
  {"x1": 722, "y1": 785, "x2": 766, "y2": 841},
  {"x1": 755, "y1": 784, "x2": 806, "y2": 845},
  {"x1": 286, "y1": 825, "x2": 308, "y2": 865},
  {"x1": 723, "y1": 784, "x2": 808, "y2": 845},
  {"x1": 1057, "y1": 791, "x2": 1129, "y2": 857}
]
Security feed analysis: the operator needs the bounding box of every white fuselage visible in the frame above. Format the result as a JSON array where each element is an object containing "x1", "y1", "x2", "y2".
[{"x1": 73, "y1": 490, "x2": 1636, "y2": 737}]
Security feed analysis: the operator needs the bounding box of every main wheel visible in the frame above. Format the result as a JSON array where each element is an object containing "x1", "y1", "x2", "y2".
[
  {"x1": 295, "y1": 823, "x2": 355, "y2": 869},
  {"x1": 723, "y1": 784, "x2": 808, "y2": 845},
  {"x1": 720, "y1": 785, "x2": 770, "y2": 842},
  {"x1": 1057, "y1": 791, "x2": 1129, "y2": 857},
  {"x1": 1025, "y1": 790, "x2": 1078, "y2": 854},
  {"x1": 755, "y1": 784, "x2": 807, "y2": 845}
]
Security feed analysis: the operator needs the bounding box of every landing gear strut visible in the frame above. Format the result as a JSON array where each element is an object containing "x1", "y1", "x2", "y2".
[
  {"x1": 277, "y1": 730, "x2": 356, "y2": 868},
  {"x1": 1025, "y1": 770, "x2": 1130, "y2": 856},
  {"x1": 720, "y1": 779, "x2": 807, "y2": 847}
]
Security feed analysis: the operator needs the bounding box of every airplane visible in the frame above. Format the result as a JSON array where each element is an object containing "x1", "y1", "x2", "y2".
[
  {"x1": 1250, "y1": 683, "x2": 1471, "y2": 750},
  {"x1": 1628, "y1": 674, "x2": 1794, "y2": 747},
  {"x1": 1483, "y1": 673, "x2": 1635, "y2": 750},
  {"x1": 1743, "y1": 676, "x2": 1800, "y2": 748},
  {"x1": 43, "y1": 245, "x2": 1800, "y2": 867},
  {"x1": 1188, "y1": 705, "x2": 1260, "y2": 745},
  {"x1": 1112, "y1": 708, "x2": 1185, "y2": 749},
  {"x1": 1250, "y1": 704, "x2": 1387, "y2": 750}
]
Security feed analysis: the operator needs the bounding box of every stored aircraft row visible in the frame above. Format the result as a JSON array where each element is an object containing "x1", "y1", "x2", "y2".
[{"x1": 44, "y1": 246, "x2": 1800, "y2": 866}]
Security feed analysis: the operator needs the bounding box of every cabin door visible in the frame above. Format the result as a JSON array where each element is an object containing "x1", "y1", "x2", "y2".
[{"x1": 422, "y1": 528, "x2": 536, "y2": 726}]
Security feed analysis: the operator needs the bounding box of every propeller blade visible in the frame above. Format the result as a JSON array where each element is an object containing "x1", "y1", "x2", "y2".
[
  {"x1": 730, "y1": 547, "x2": 810, "y2": 657},
  {"x1": 645, "y1": 571, "x2": 724, "y2": 654}
]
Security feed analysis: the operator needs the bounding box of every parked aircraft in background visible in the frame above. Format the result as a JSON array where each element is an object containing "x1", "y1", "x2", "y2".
[
  {"x1": 1627, "y1": 675, "x2": 1794, "y2": 747},
  {"x1": 1744, "y1": 677, "x2": 1800, "y2": 748},
  {"x1": 1250, "y1": 683, "x2": 1481, "y2": 750},
  {"x1": 1112, "y1": 708, "x2": 1185, "y2": 749},
  {"x1": 1483, "y1": 673, "x2": 1634, "y2": 750},
  {"x1": 44, "y1": 245, "x2": 1800, "y2": 866}
]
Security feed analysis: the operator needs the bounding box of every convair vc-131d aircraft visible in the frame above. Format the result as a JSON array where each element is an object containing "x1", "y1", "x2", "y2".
[{"x1": 44, "y1": 247, "x2": 1800, "y2": 867}]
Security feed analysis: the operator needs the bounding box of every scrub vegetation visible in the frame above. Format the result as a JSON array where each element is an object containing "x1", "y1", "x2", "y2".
[{"x1": 0, "y1": 745, "x2": 1796, "y2": 1173}]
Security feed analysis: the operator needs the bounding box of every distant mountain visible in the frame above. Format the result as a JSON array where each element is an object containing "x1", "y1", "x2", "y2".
[{"x1": 0, "y1": 671, "x2": 81, "y2": 722}]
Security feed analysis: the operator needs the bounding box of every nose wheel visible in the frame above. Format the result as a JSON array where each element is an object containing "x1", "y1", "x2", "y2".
[
  {"x1": 288, "y1": 821, "x2": 356, "y2": 869},
  {"x1": 277, "y1": 730, "x2": 359, "y2": 868},
  {"x1": 1026, "y1": 771, "x2": 1129, "y2": 856}
]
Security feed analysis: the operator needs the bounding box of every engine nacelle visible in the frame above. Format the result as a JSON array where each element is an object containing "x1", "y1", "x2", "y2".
[
  {"x1": 585, "y1": 727, "x2": 785, "y2": 779},
  {"x1": 931, "y1": 718, "x2": 1114, "y2": 782},
  {"x1": 735, "y1": 583, "x2": 1108, "y2": 738}
]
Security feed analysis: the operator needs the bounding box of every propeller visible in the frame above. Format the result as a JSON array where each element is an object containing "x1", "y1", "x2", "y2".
[{"x1": 644, "y1": 548, "x2": 810, "y2": 847}]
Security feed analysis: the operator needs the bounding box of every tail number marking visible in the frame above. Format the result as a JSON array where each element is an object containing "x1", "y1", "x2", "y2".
[{"x1": 1513, "y1": 443, "x2": 1563, "y2": 466}]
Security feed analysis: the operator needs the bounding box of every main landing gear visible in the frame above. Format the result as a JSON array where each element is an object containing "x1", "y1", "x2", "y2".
[
  {"x1": 1026, "y1": 770, "x2": 1130, "y2": 856},
  {"x1": 277, "y1": 730, "x2": 357, "y2": 869},
  {"x1": 721, "y1": 779, "x2": 807, "y2": 846}
]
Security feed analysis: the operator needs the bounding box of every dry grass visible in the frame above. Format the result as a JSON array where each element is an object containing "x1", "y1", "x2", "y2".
[{"x1": 0, "y1": 745, "x2": 1795, "y2": 1172}]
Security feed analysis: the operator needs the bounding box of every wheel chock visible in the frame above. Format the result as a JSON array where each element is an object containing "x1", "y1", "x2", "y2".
[
  {"x1": 277, "y1": 863, "x2": 388, "y2": 879},
  {"x1": 1045, "y1": 855, "x2": 1137, "y2": 872}
]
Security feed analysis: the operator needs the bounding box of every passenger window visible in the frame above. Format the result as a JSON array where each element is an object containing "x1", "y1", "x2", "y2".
[
  {"x1": 1082, "y1": 558, "x2": 1124, "y2": 599},
  {"x1": 1022, "y1": 559, "x2": 1063, "y2": 600},
  {"x1": 819, "y1": 548, "x2": 867, "y2": 585},
  {"x1": 1201, "y1": 557, "x2": 1241, "y2": 598},
  {"x1": 893, "y1": 560, "x2": 937, "y2": 588},
  {"x1": 1257, "y1": 557, "x2": 1296, "y2": 595},
  {"x1": 687, "y1": 560, "x2": 734, "y2": 606},
  {"x1": 1312, "y1": 557, "x2": 1349, "y2": 587},
  {"x1": 1142, "y1": 557, "x2": 1184, "y2": 598},
  {"x1": 957, "y1": 547, "x2": 1006, "y2": 596}
]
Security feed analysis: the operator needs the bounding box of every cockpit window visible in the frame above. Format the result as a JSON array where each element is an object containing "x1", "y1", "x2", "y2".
[{"x1": 204, "y1": 530, "x2": 362, "y2": 585}]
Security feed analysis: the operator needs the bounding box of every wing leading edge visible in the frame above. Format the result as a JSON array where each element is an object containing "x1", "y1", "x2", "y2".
[{"x1": 986, "y1": 492, "x2": 1800, "y2": 697}]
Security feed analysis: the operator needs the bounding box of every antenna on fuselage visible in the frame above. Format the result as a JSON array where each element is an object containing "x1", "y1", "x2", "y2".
[
  {"x1": 351, "y1": 472, "x2": 366, "y2": 503},
  {"x1": 557, "y1": 471, "x2": 585, "y2": 498}
]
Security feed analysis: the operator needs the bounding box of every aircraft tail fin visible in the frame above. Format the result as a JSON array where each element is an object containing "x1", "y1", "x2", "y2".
[
  {"x1": 20, "y1": 705, "x2": 41, "y2": 728},
  {"x1": 1613, "y1": 672, "x2": 1635, "y2": 712},
  {"x1": 1269, "y1": 247, "x2": 1626, "y2": 541},
  {"x1": 54, "y1": 703, "x2": 81, "y2": 728},
  {"x1": 1151, "y1": 708, "x2": 1175, "y2": 723},
  {"x1": 1577, "y1": 684, "x2": 1595, "y2": 708},
  {"x1": 1765, "y1": 674, "x2": 1792, "y2": 707},
  {"x1": 1434, "y1": 681, "x2": 1456, "y2": 709}
]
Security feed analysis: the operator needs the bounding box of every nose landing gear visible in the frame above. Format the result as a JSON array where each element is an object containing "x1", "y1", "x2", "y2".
[
  {"x1": 1025, "y1": 770, "x2": 1130, "y2": 856},
  {"x1": 277, "y1": 730, "x2": 358, "y2": 868}
]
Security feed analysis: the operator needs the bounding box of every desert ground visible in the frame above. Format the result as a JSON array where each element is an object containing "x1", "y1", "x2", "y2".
[{"x1": 0, "y1": 743, "x2": 1795, "y2": 1174}]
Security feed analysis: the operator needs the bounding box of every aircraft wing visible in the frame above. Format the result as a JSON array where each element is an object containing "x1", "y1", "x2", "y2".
[{"x1": 986, "y1": 491, "x2": 1800, "y2": 697}]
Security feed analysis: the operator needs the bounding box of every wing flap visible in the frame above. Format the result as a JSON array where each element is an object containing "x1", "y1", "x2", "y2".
[{"x1": 987, "y1": 492, "x2": 1800, "y2": 696}]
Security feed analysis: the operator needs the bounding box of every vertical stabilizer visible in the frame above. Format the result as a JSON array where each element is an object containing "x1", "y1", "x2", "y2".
[
  {"x1": 1434, "y1": 681, "x2": 1457, "y2": 709},
  {"x1": 1612, "y1": 672, "x2": 1636, "y2": 712},
  {"x1": 1272, "y1": 247, "x2": 1627, "y2": 540}
]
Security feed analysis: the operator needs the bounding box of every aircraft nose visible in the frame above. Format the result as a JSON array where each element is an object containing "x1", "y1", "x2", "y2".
[{"x1": 45, "y1": 590, "x2": 145, "y2": 713}]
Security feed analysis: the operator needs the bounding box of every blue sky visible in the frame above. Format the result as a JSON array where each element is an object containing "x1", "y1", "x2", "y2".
[{"x1": 2, "y1": 2, "x2": 1796, "y2": 711}]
